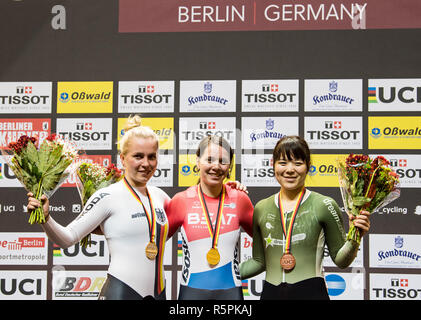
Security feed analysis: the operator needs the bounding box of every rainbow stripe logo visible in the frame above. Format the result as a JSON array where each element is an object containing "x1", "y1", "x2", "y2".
[
  {"x1": 177, "y1": 240, "x2": 183, "y2": 258},
  {"x1": 242, "y1": 280, "x2": 250, "y2": 296},
  {"x1": 0, "y1": 163, "x2": 2, "y2": 179},
  {"x1": 53, "y1": 244, "x2": 62, "y2": 257},
  {"x1": 368, "y1": 87, "x2": 377, "y2": 103}
]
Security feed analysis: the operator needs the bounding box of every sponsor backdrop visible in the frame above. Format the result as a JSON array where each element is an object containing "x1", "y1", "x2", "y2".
[{"x1": 0, "y1": 0, "x2": 420, "y2": 300}]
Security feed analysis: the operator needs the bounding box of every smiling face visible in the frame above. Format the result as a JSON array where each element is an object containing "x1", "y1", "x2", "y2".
[
  {"x1": 272, "y1": 136, "x2": 311, "y2": 194},
  {"x1": 274, "y1": 155, "x2": 308, "y2": 193},
  {"x1": 120, "y1": 136, "x2": 158, "y2": 188},
  {"x1": 197, "y1": 142, "x2": 231, "y2": 191}
]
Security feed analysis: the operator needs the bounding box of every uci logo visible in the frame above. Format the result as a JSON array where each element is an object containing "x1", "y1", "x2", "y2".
[{"x1": 370, "y1": 127, "x2": 382, "y2": 138}]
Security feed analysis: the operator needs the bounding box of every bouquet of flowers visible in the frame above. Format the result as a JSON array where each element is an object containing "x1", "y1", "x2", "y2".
[
  {"x1": 338, "y1": 154, "x2": 400, "y2": 244},
  {"x1": 2, "y1": 134, "x2": 81, "y2": 224},
  {"x1": 76, "y1": 162, "x2": 122, "y2": 247}
]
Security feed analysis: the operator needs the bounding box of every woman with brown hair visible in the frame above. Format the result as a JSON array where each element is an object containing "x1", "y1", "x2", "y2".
[
  {"x1": 166, "y1": 135, "x2": 254, "y2": 300},
  {"x1": 240, "y1": 135, "x2": 370, "y2": 300}
]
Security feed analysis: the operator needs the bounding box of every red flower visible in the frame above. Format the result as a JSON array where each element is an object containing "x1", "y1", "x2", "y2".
[
  {"x1": 46, "y1": 133, "x2": 58, "y2": 142},
  {"x1": 8, "y1": 135, "x2": 37, "y2": 154},
  {"x1": 105, "y1": 163, "x2": 122, "y2": 178},
  {"x1": 389, "y1": 171, "x2": 398, "y2": 179}
]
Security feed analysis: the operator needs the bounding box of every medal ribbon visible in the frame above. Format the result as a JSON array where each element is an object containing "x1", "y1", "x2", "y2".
[
  {"x1": 197, "y1": 184, "x2": 225, "y2": 250},
  {"x1": 279, "y1": 187, "x2": 305, "y2": 255},
  {"x1": 123, "y1": 177, "x2": 156, "y2": 243}
]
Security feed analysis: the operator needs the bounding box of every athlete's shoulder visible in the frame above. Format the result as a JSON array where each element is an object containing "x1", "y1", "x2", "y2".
[
  {"x1": 307, "y1": 190, "x2": 341, "y2": 219},
  {"x1": 168, "y1": 186, "x2": 197, "y2": 211},
  {"x1": 82, "y1": 181, "x2": 121, "y2": 211},
  {"x1": 255, "y1": 193, "x2": 276, "y2": 209},
  {"x1": 172, "y1": 185, "x2": 197, "y2": 201},
  {"x1": 224, "y1": 184, "x2": 251, "y2": 201},
  {"x1": 307, "y1": 190, "x2": 339, "y2": 207},
  {"x1": 147, "y1": 185, "x2": 171, "y2": 201},
  {"x1": 254, "y1": 194, "x2": 277, "y2": 220},
  {"x1": 91, "y1": 179, "x2": 123, "y2": 197}
]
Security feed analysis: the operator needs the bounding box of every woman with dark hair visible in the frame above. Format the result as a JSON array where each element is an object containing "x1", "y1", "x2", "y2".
[
  {"x1": 166, "y1": 135, "x2": 253, "y2": 300},
  {"x1": 240, "y1": 135, "x2": 370, "y2": 300}
]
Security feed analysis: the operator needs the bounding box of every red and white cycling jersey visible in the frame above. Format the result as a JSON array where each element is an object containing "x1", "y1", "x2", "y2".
[{"x1": 167, "y1": 184, "x2": 253, "y2": 290}]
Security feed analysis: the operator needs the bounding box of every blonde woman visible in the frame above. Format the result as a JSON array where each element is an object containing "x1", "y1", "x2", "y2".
[{"x1": 27, "y1": 115, "x2": 170, "y2": 300}]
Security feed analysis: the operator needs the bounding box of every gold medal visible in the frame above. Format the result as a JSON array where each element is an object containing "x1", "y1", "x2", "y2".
[
  {"x1": 206, "y1": 248, "x2": 220, "y2": 267},
  {"x1": 124, "y1": 178, "x2": 160, "y2": 261},
  {"x1": 145, "y1": 241, "x2": 158, "y2": 260},
  {"x1": 280, "y1": 252, "x2": 296, "y2": 271},
  {"x1": 198, "y1": 185, "x2": 225, "y2": 268}
]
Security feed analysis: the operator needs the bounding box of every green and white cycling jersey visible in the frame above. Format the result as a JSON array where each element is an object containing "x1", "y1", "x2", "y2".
[{"x1": 240, "y1": 189, "x2": 359, "y2": 285}]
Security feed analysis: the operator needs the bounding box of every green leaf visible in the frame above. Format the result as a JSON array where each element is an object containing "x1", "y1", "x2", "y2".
[
  {"x1": 352, "y1": 196, "x2": 371, "y2": 206},
  {"x1": 37, "y1": 141, "x2": 51, "y2": 173},
  {"x1": 350, "y1": 168, "x2": 359, "y2": 196},
  {"x1": 356, "y1": 178, "x2": 365, "y2": 196},
  {"x1": 25, "y1": 141, "x2": 39, "y2": 163}
]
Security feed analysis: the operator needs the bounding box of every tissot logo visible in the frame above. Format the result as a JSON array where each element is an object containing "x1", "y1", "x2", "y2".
[
  {"x1": 16, "y1": 86, "x2": 32, "y2": 94},
  {"x1": 304, "y1": 117, "x2": 362, "y2": 149},
  {"x1": 262, "y1": 84, "x2": 278, "y2": 92},
  {"x1": 199, "y1": 121, "x2": 216, "y2": 130},
  {"x1": 118, "y1": 81, "x2": 174, "y2": 113},
  {"x1": 392, "y1": 278, "x2": 409, "y2": 287},
  {"x1": 0, "y1": 82, "x2": 52, "y2": 114},
  {"x1": 370, "y1": 274, "x2": 421, "y2": 300},
  {"x1": 76, "y1": 122, "x2": 92, "y2": 130},
  {"x1": 241, "y1": 80, "x2": 299, "y2": 112},
  {"x1": 139, "y1": 85, "x2": 154, "y2": 93},
  {"x1": 390, "y1": 159, "x2": 408, "y2": 167},
  {"x1": 241, "y1": 154, "x2": 274, "y2": 187},
  {"x1": 179, "y1": 117, "x2": 236, "y2": 150},
  {"x1": 325, "y1": 121, "x2": 342, "y2": 129},
  {"x1": 0, "y1": 88, "x2": 48, "y2": 104},
  {"x1": 57, "y1": 118, "x2": 112, "y2": 150}
]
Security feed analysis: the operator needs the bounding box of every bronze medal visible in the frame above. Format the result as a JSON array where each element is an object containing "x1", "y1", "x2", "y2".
[
  {"x1": 206, "y1": 248, "x2": 220, "y2": 267},
  {"x1": 145, "y1": 241, "x2": 158, "y2": 260},
  {"x1": 280, "y1": 252, "x2": 296, "y2": 271},
  {"x1": 279, "y1": 188, "x2": 305, "y2": 272}
]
